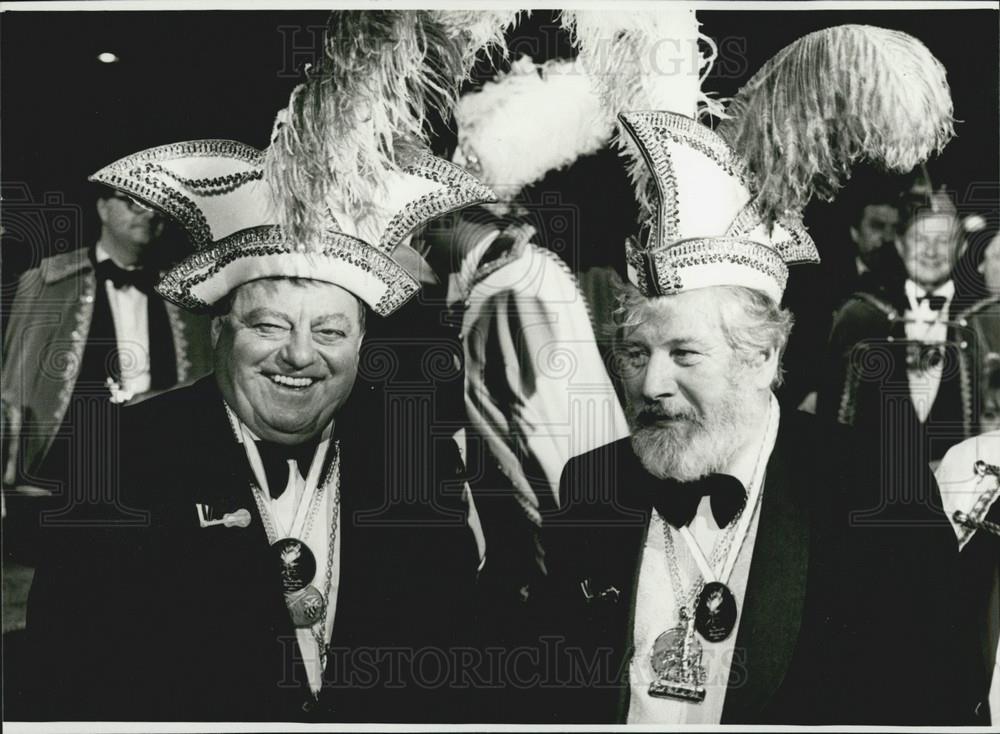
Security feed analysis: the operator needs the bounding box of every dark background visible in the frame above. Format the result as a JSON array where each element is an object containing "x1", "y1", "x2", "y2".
[{"x1": 2, "y1": 7, "x2": 997, "y2": 287}]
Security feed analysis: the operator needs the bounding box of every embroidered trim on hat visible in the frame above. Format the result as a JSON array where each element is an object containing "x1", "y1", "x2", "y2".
[
  {"x1": 90, "y1": 140, "x2": 265, "y2": 249},
  {"x1": 378, "y1": 153, "x2": 498, "y2": 252},
  {"x1": 773, "y1": 217, "x2": 820, "y2": 264},
  {"x1": 618, "y1": 113, "x2": 681, "y2": 249},
  {"x1": 156, "y1": 225, "x2": 419, "y2": 316},
  {"x1": 641, "y1": 237, "x2": 789, "y2": 297},
  {"x1": 641, "y1": 111, "x2": 751, "y2": 185},
  {"x1": 725, "y1": 201, "x2": 820, "y2": 265}
]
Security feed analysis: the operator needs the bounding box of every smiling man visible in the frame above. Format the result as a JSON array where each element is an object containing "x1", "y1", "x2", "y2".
[
  {"x1": 24, "y1": 138, "x2": 497, "y2": 722},
  {"x1": 822, "y1": 186, "x2": 987, "y2": 463},
  {"x1": 213, "y1": 278, "x2": 364, "y2": 445}
]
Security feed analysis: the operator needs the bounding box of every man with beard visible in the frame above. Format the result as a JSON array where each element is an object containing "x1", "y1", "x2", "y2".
[{"x1": 519, "y1": 24, "x2": 980, "y2": 723}]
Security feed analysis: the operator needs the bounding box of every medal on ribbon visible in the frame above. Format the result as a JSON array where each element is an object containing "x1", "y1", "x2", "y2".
[
  {"x1": 274, "y1": 537, "x2": 318, "y2": 594},
  {"x1": 648, "y1": 609, "x2": 707, "y2": 702},
  {"x1": 694, "y1": 581, "x2": 738, "y2": 643}
]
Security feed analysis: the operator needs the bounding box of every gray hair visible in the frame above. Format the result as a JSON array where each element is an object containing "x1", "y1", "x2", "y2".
[{"x1": 612, "y1": 281, "x2": 794, "y2": 388}]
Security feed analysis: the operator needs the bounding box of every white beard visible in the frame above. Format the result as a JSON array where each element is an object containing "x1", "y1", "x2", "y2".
[{"x1": 627, "y1": 376, "x2": 757, "y2": 482}]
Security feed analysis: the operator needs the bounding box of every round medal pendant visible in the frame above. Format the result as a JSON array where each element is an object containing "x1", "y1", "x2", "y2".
[
  {"x1": 286, "y1": 585, "x2": 326, "y2": 627},
  {"x1": 694, "y1": 581, "x2": 737, "y2": 642},
  {"x1": 273, "y1": 538, "x2": 317, "y2": 593},
  {"x1": 650, "y1": 627, "x2": 698, "y2": 678}
]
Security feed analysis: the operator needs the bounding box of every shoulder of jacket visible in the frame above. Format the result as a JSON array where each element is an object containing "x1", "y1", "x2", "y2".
[
  {"x1": 953, "y1": 294, "x2": 1000, "y2": 322},
  {"x1": 40, "y1": 248, "x2": 93, "y2": 285}
]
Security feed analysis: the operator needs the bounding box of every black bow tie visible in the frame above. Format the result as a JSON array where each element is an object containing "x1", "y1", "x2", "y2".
[
  {"x1": 918, "y1": 294, "x2": 947, "y2": 311},
  {"x1": 256, "y1": 439, "x2": 319, "y2": 500},
  {"x1": 653, "y1": 474, "x2": 748, "y2": 529},
  {"x1": 95, "y1": 258, "x2": 155, "y2": 293}
]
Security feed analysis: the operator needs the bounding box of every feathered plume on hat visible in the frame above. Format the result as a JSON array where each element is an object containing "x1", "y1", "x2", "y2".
[
  {"x1": 618, "y1": 24, "x2": 955, "y2": 302},
  {"x1": 560, "y1": 8, "x2": 726, "y2": 219},
  {"x1": 717, "y1": 25, "x2": 954, "y2": 225},
  {"x1": 266, "y1": 9, "x2": 519, "y2": 248},
  {"x1": 448, "y1": 9, "x2": 723, "y2": 219},
  {"x1": 452, "y1": 56, "x2": 614, "y2": 208}
]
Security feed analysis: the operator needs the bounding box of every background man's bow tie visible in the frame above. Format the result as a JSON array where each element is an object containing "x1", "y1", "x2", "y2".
[
  {"x1": 256, "y1": 439, "x2": 319, "y2": 499},
  {"x1": 917, "y1": 293, "x2": 948, "y2": 311},
  {"x1": 95, "y1": 259, "x2": 156, "y2": 292},
  {"x1": 654, "y1": 474, "x2": 748, "y2": 529}
]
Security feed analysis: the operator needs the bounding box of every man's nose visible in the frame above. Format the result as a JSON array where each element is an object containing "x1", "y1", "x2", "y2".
[
  {"x1": 278, "y1": 328, "x2": 315, "y2": 369},
  {"x1": 640, "y1": 351, "x2": 679, "y2": 402}
]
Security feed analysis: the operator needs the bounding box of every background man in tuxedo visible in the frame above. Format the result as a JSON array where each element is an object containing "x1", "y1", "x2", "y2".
[
  {"x1": 0, "y1": 183, "x2": 212, "y2": 667},
  {"x1": 3, "y1": 184, "x2": 212, "y2": 491},
  {"x1": 821, "y1": 188, "x2": 987, "y2": 464}
]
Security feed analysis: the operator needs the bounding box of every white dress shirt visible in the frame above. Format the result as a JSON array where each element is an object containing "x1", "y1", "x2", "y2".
[
  {"x1": 903, "y1": 278, "x2": 955, "y2": 422},
  {"x1": 95, "y1": 244, "x2": 151, "y2": 396},
  {"x1": 626, "y1": 396, "x2": 780, "y2": 724}
]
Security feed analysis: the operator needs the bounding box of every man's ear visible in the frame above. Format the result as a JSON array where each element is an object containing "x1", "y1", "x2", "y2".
[
  {"x1": 849, "y1": 225, "x2": 861, "y2": 247},
  {"x1": 96, "y1": 198, "x2": 110, "y2": 224},
  {"x1": 751, "y1": 346, "x2": 781, "y2": 391},
  {"x1": 894, "y1": 235, "x2": 905, "y2": 259}
]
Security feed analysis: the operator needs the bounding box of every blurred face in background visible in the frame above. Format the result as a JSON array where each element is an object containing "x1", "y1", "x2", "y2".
[
  {"x1": 980, "y1": 231, "x2": 1000, "y2": 293},
  {"x1": 896, "y1": 211, "x2": 965, "y2": 290},
  {"x1": 851, "y1": 204, "x2": 899, "y2": 268},
  {"x1": 96, "y1": 191, "x2": 165, "y2": 262}
]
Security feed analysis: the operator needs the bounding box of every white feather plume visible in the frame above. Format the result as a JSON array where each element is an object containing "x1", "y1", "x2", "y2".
[
  {"x1": 453, "y1": 56, "x2": 614, "y2": 204},
  {"x1": 560, "y1": 9, "x2": 724, "y2": 218}
]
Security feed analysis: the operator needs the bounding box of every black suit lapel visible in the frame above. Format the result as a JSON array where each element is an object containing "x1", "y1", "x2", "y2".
[{"x1": 721, "y1": 424, "x2": 810, "y2": 723}]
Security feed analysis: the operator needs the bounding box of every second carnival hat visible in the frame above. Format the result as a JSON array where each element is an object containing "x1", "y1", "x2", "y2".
[
  {"x1": 89, "y1": 142, "x2": 495, "y2": 316},
  {"x1": 614, "y1": 24, "x2": 956, "y2": 303},
  {"x1": 88, "y1": 10, "x2": 519, "y2": 317}
]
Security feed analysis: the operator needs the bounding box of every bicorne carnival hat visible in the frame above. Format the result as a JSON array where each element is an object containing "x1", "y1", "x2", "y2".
[{"x1": 88, "y1": 142, "x2": 495, "y2": 316}]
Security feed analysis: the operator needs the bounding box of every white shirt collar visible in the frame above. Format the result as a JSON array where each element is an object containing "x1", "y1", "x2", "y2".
[
  {"x1": 95, "y1": 242, "x2": 140, "y2": 271},
  {"x1": 904, "y1": 277, "x2": 955, "y2": 303}
]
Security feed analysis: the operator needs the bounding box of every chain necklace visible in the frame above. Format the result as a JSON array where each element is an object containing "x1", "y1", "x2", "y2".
[
  {"x1": 660, "y1": 398, "x2": 774, "y2": 622},
  {"x1": 646, "y1": 399, "x2": 776, "y2": 701},
  {"x1": 250, "y1": 441, "x2": 342, "y2": 670}
]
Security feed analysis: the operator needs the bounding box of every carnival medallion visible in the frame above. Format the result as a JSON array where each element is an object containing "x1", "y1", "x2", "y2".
[
  {"x1": 273, "y1": 537, "x2": 317, "y2": 593},
  {"x1": 694, "y1": 581, "x2": 737, "y2": 642},
  {"x1": 648, "y1": 617, "x2": 707, "y2": 702},
  {"x1": 286, "y1": 585, "x2": 326, "y2": 627}
]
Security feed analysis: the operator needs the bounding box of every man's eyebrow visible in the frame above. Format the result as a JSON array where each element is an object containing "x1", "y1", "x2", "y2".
[
  {"x1": 241, "y1": 307, "x2": 289, "y2": 322},
  {"x1": 312, "y1": 313, "x2": 352, "y2": 328},
  {"x1": 667, "y1": 336, "x2": 712, "y2": 350}
]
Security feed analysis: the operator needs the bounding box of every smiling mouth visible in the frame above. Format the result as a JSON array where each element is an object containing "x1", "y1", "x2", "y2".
[{"x1": 266, "y1": 373, "x2": 319, "y2": 389}]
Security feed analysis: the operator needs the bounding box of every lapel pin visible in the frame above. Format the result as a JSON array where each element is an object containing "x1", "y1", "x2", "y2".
[
  {"x1": 196, "y1": 504, "x2": 252, "y2": 529},
  {"x1": 580, "y1": 578, "x2": 620, "y2": 605}
]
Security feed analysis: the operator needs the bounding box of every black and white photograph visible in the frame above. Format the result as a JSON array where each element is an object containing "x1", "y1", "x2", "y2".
[{"x1": 1, "y1": 0, "x2": 998, "y2": 728}]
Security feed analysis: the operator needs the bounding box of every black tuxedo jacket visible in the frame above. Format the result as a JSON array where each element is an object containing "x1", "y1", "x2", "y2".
[
  {"x1": 513, "y1": 411, "x2": 979, "y2": 725},
  {"x1": 820, "y1": 280, "x2": 979, "y2": 461},
  {"x1": 26, "y1": 376, "x2": 479, "y2": 722}
]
